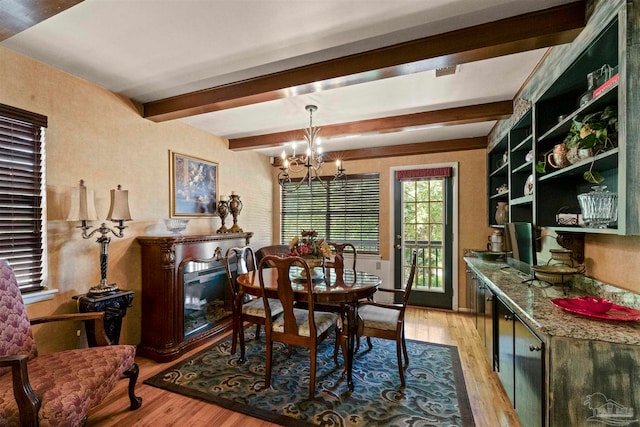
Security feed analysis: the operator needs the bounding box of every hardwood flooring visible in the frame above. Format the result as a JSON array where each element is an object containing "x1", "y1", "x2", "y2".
[{"x1": 86, "y1": 308, "x2": 521, "y2": 426}]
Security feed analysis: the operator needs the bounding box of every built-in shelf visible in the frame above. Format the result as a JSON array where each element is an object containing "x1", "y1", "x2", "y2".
[
  {"x1": 511, "y1": 135, "x2": 533, "y2": 153},
  {"x1": 537, "y1": 82, "x2": 618, "y2": 144},
  {"x1": 512, "y1": 162, "x2": 533, "y2": 174},
  {"x1": 490, "y1": 191, "x2": 509, "y2": 200},
  {"x1": 538, "y1": 148, "x2": 618, "y2": 182},
  {"x1": 490, "y1": 162, "x2": 508, "y2": 177},
  {"x1": 510, "y1": 195, "x2": 533, "y2": 206}
]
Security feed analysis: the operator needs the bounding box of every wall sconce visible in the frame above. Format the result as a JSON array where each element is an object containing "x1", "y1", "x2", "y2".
[{"x1": 67, "y1": 179, "x2": 132, "y2": 296}]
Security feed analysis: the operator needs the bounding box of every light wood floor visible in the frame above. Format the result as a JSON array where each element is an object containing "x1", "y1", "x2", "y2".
[{"x1": 86, "y1": 308, "x2": 522, "y2": 427}]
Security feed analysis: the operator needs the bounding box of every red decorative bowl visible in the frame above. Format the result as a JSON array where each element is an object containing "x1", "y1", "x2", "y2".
[{"x1": 576, "y1": 296, "x2": 613, "y2": 313}]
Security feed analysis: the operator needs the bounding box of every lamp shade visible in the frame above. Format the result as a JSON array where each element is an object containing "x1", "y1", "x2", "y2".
[
  {"x1": 67, "y1": 180, "x2": 98, "y2": 221},
  {"x1": 106, "y1": 185, "x2": 132, "y2": 221}
]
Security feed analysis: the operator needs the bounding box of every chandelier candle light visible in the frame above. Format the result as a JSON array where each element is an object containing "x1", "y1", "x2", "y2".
[
  {"x1": 278, "y1": 105, "x2": 346, "y2": 191},
  {"x1": 67, "y1": 180, "x2": 132, "y2": 296}
]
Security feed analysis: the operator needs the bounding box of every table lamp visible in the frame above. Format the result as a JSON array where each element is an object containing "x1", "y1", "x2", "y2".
[{"x1": 68, "y1": 180, "x2": 132, "y2": 296}]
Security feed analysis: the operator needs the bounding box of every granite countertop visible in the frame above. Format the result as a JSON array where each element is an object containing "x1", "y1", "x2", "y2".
[{"x1": 465, "y1": 257, "x2": 640, "y2": 346}]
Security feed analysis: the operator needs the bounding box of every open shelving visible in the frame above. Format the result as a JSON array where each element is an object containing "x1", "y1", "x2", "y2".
[{"x1": 487, "y1": 9, "x2": 638, "y2": 236}]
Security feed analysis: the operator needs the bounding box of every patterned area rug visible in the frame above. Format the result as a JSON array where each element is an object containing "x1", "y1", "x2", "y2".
[{"x1": 144, "y1": 330, "x2": 475, "y2": 426}]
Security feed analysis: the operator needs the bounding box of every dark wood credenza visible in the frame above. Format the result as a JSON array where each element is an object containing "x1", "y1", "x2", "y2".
[{"x1": 137, "y1": 232, "x2": 253, "y2": 362}]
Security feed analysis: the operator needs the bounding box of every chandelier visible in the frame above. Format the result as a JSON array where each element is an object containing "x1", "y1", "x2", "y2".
[{"x1": 278, "y1": 105, "x2": 346, "y2": 191}]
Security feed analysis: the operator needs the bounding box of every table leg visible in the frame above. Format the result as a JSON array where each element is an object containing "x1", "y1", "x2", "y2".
[{"x1": 345, "y1": 303, "x2": 356, "y2": 391}]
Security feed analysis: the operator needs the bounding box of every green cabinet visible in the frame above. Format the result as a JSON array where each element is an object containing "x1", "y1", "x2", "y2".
[
  {"x1": 496, "y1": 296, "x2": 545, "y2": 427},
  {"x1": 487, "y1": 1, "x2": 639, "y2": 235}
]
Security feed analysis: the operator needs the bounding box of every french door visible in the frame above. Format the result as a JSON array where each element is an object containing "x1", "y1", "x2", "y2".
[{"x1": 393, "y1": 167, "x2": 454, "y2": 309}]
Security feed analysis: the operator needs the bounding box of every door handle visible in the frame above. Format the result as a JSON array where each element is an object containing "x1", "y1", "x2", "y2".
[{"x1": 395, "y1": 244, "x2": 402, "y2": 249}]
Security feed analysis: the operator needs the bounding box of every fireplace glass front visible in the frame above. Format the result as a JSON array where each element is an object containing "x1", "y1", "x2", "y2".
[{"x1": 182, "y1": 260, "x2": 231, "y2": 338}]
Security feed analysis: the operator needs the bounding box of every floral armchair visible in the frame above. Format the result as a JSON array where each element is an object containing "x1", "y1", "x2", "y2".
[{"x1": 0, "y1": 260, "x2": 142, "y2": 426}]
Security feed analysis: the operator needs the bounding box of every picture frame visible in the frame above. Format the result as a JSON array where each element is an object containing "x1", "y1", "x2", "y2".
[{"x1": 170, "y1": 151, "x2": 218, "y2": 217}]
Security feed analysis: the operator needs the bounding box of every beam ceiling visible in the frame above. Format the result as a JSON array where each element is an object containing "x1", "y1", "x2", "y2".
[
  {"x1": 0, "y1": 0, "x2": 83, "y2": 41},
  {"x1": 229, "y1": 101, "x2": 512, "y2": 151},
  {"x1": 143, "y1": 1, "x2": 586, "y2": 123}
]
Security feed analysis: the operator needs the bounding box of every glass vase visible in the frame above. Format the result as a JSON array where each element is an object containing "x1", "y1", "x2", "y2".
[
  {"x1": 495, "y1": 202, "x2": 509, "y2": 225},
  {"x1": 577, "y1": 186, "x2": 617, "y2": 229}
]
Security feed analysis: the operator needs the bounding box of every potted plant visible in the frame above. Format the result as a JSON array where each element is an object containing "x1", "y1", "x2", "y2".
[{"x1": 537, "y1": 105, "x2": 618, "y2": 183}]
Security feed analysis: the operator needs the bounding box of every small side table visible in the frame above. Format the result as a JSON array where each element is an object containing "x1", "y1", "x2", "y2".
[{"x1": 73, "y1": 290, "x2": 134, "y2": 346}]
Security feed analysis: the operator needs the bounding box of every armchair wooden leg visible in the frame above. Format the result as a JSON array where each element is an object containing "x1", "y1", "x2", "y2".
[
  {"x1": 123, "y1": 363, "x2": 143, "y2": 410},
  {"x1": 9, "y1": 355, "x2": 40, "y2": 427},
  {"x1": 401, "y1": 328, "x2": 409, "y2": 367},
  {"x1": 239, "y1": 320, "x2": 247, "y2": 363},
  {"x1": 231, "y1": 315, "x2": 239, "y2": 355},
  {"x1": 396, "y1": 339, "x2": 406, "y2": 387},
  {"x1": 265, "y1": 340, "x2": 273, "y2": 388},
  {"x1": 366, "y1": 336, "x2": 373, "y2": 350},
  {"x1": 309, "y1": 349, "x2": 317, "y2": 400},
  {"x1": 254, "y1": 324, "x2": 261, "y2": 339}
]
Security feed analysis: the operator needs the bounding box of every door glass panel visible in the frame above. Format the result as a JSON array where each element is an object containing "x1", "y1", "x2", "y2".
[{"x1": 402, "y1": 178, "x2": 445, "y2": 293}]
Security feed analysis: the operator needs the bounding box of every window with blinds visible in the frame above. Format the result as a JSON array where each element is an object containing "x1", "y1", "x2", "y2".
[
  {"x1": 0, "y1": 104, "x2": 48, "y2": 293},
  {"x1": 281, "y1": 173, "x2": 380, "y2": 254}
]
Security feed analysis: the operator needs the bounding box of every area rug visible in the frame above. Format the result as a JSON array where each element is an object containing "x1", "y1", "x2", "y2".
[{"x1": 144, "y1": 330, "x2": 475, "y2": 427}]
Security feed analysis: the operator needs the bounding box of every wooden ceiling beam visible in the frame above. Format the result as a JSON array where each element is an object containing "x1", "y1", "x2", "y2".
[
  {"x1": 0, "y1": 0, "x2": 83, "y2": 41},
  {"x1": 143, "y1": 1, "x2": 586, "y2": 122},
  {"x1": 229, "y1": 101, "x2": 511, "y2": 151},
  {"x1": 272, "y1": 136, "x2": 487, "y2": 167},
  {"x1": 327, "y1": 137, "x2": 488, "y2": 161}
]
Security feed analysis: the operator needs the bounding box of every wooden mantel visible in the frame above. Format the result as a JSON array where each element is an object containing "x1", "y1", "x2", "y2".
[{"x1": 137, "y1": 232, "x2": 253, "y2": 362}]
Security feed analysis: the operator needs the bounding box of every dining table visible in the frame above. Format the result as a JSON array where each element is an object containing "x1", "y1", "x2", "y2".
[{"x1": 237, "y1": 266, "x2": 382, "y2": 391}]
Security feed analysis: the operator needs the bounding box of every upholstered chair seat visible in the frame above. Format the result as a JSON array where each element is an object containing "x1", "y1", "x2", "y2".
[
  {"x1": 357, "y1": 304, "x2": 400, "y2": 331},
  {"x1": 271, "y1": 309, "x2": 338, "y2": 337},
  {"x1": 0, "y1": 346, "x2": 136, "y2": 426},
  {"x1": 242, "y1": 297, "x2": 284, "y2": 318}
]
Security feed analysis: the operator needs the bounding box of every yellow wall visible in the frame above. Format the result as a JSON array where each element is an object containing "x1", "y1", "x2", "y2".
[
  {"x1": 0, "y1": 46, "x2": 274, "y2": 354},
  {"x1": 272, "y1": 150, "x2": 492, "y2": 309},
  {"x1": 583, "y1": 235, "x2": 640, "y2": 293}
]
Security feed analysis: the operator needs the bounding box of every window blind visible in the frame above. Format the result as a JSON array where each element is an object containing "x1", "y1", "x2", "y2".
[
  {"x1": 281, "y1": 173, "x2": 380, "y2": 254},
  {"x1": 0, "y1": 104, "x2": 47, "y2": 292}
]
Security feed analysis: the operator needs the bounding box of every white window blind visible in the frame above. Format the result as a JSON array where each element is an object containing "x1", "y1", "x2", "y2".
[
  {"x1": 0, "y1": 104, "x2": 47, "y2": 293},
  {"x1": 281, "y1": 173, "x2": 380, "y2": 254}
]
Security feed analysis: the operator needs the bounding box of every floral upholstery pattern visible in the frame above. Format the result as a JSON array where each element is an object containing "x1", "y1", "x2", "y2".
[
  {"x1": 242, "y1": 297, "x2": 283, "y2": 318},
  {"x1": 0, "y1": 260, "x2": 38, "y2": 376},
  {"x1": 271, "y1": 308, "x2": 338, "y2": 337},
  {"x1": 0, "y1": 260, "x2": 140, "y2": 426},
  {"x1": 0, "y1": 346, "x2": 135, "y2": 427}
]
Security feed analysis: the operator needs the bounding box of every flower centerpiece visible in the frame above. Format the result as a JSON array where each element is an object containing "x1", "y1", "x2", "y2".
[{"x1": 288, "y1": 230, "x2": 332, "y2": 274}]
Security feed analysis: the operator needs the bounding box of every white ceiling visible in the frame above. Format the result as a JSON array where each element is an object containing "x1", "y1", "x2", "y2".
[{"x1": 1, "y1": 0, "x2": 579, "y2": 158}]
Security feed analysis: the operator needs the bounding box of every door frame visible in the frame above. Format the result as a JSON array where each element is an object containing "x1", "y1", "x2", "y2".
[{"x1": 389, "y1": 162, "x2": 459, "y2": 310}]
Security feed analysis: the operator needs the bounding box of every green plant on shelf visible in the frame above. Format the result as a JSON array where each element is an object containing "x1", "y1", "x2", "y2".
[{"x1": 536, "y1": 105, "x2": 618, "y2": 184}]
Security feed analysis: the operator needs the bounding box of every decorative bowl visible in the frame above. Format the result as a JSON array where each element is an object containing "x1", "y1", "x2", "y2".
[
  {"x1": 575, "y1": 296, "x2": 613, "y2": 313},
  {"x1": 530, "y1": 265, "x2": 579, "y2": 285},
  {"x1": 473, "y1": 250, "x2": 505, "y2": 261},
  {"x1": 164, "y1": 218, "x2": 189, "y2": 235}
]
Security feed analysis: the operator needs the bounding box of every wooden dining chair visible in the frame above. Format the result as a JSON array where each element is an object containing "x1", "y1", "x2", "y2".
[
  {"x1": 325, "y1": 242, "x2": 357, "y2": 270},
  {"x1": 224, "y1": 246, "x2": 283, "y2": 362},
  {"x1": 345, "y1": 249, "x2": 418, "y2": 386},
  {"x1": 258, "y1": 255, "x2": 339, "y2": 400},
  {"x1": 255, "y1": 244, "x2": 290, "y2": 267}
]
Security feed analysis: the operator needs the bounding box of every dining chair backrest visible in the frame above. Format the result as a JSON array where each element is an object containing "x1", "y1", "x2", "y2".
[
  {"x1": 401, "y1": 250, "x2": 418, "y2": 308},
  {"x1": 326, "y1": 242, "x2": 357, "y2": 270},
  {"x1": 255, "y1": 244, "x2": 290, "y2": 267},
  {"x1": 224, "y1": 246, "x2": 257, "y2": 294},
  {"x1": 258, "y1": 255, "x2": 317, "y2": 339}
]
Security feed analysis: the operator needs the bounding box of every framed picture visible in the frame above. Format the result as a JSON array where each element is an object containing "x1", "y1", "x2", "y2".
[{"x1": 170, "y1": 151, "x2": 218, "y2": 217}]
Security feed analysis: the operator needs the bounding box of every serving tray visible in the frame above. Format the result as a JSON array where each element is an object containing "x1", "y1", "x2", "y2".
[{"x1": 551, "y1": 298, "x2": 640, "y2": 321}]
